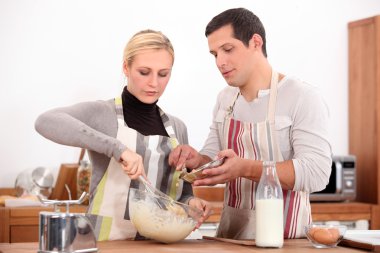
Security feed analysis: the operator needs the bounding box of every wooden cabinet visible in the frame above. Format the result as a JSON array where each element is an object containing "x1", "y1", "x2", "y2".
[
  {"x1": 0, "y1": 205, "x2": 87, "y2": 243},
  {"x1": 348, "y1": 15, "x2": 380, "y2": 205},
  {"x1": 0, "y1": 162, "x2": 83, "y2": 243}
]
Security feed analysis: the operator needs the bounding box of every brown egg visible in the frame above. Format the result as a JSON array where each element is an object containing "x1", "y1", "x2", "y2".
[
  {"x1": 308, "y1": 227, "x2": 319, "y2": 238},
  {"x1": 311, "y1": 228, "x2": 337, "y2": 245},
  {"x1": 328, "y1": 228, "x2": 340, "y2": 242}
]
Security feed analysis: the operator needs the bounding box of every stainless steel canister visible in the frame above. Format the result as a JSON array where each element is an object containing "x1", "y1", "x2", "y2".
[{"x1": 38, "y1": 211, "x2": 97, "y2": 253}]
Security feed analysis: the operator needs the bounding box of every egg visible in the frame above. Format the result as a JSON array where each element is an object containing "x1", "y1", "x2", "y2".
[
  {"x1": 308, "y1": 227, "x2": 319, "y2": 238},
  {"x1": 310, "y1": 227, "x2": 339, "y2": 245},
  {"x1": 328, "y1": 228, "x2": 341, "y2": 242}
]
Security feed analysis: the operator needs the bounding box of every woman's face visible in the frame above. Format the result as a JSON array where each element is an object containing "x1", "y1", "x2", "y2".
[{"x1": 124, "y1": 49, "x2": 173, "y2": 104}]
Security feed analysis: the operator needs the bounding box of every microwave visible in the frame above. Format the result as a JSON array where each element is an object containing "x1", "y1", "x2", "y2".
[{"x1": 310, "y1": 155, "x2": 356, "y2": 202}]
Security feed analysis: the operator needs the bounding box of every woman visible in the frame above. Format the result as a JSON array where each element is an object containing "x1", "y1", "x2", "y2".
[{"x1": 35, "y1": 29, "x2": 211, "y2": 241}]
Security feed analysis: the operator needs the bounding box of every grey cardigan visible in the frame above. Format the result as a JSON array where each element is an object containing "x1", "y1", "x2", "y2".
[{"x1": 35, "y1": 98, "x2": 192, "y2": 202}]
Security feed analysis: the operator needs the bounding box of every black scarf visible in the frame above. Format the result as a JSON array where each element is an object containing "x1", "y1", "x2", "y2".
[{"x1": 121, "y1": 87, "x2": 168, "y2": 137}]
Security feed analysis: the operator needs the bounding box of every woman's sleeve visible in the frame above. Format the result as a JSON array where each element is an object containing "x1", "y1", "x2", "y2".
[{"x1": 34, "y1": 100, "x2": 127, "y2": 161}]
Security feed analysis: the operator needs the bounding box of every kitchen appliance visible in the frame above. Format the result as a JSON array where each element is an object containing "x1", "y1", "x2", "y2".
[
  {"x1": 310, "y1": 155, "x2": 356, "y2": 202},
  {"x1": 38, "y1": 192, "x2": 98, "y2": 253}
]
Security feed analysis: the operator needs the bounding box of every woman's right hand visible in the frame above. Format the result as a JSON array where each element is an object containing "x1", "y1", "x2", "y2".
[{"x1": 120, "y1": 148, "x2": 145, "y2": 180}]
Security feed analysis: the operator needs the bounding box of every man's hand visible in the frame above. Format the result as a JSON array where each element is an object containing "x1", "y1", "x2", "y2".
[{"x1": 193, "y1": 149, "x2": 246, "y2": 186}]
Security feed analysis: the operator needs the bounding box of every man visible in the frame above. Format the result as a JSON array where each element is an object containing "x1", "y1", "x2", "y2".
[{"x1": 169, "y1": 8, "x2": 332, "y2": 239}]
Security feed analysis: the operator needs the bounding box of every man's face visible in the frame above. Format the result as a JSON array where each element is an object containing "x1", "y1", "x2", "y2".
[{"x1": 207, "y1": 24, "x2": 254, "y2": 88}]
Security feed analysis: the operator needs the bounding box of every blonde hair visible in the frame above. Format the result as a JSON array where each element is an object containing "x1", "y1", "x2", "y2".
[{"x1": 123, "y1": 29, "x2": 174, "y2": 66}]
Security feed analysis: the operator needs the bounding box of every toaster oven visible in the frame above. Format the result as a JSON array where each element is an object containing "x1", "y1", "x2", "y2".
[{"x1": 310, "y1": 155, "x2": 356, "y2": 202}]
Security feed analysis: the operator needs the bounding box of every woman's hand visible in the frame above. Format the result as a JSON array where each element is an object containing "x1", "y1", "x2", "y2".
[
  {"x1": 119, "y1": 148, "x2": 145, "y2": 180},
  {"x1": 188, "y1": 197, "x2": 213, "y2": 229}
]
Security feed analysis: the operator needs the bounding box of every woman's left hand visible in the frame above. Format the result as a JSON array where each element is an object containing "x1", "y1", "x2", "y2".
[{"x1": 188, "y1": 197, "x2": 213, "y2": 229}]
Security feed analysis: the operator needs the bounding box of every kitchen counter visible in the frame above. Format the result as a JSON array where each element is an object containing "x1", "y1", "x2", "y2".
[
  {"x1": 0, "y1": 239, "x2": 368, "y2": 253},
  {"x1": 1, "y1": 197, "x2": 379, "y2": 244}
]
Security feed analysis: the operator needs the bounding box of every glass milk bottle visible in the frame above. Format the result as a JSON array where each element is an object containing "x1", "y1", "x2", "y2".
[{"x1": 255, "y1": 161, "x2": 284, "y2": 248}]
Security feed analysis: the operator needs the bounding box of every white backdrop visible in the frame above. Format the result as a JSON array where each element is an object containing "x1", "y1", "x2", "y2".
[{"x1": 1, "y1": 0, "x2": 380, "y2": 187}]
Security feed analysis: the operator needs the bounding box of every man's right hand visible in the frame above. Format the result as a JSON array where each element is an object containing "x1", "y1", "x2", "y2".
[{"x1": 169, "y1": 145, "x2": 206, "y2": 171}]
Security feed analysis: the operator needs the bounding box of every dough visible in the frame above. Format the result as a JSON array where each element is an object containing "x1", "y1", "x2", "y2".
[{"x1": 130, "y1": 200, "x2": 196, "y2": 243}]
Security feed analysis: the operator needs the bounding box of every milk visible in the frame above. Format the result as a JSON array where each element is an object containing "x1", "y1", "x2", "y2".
[
  {"x1": 255, "y1": 161, "x2": 284, "y2": 248},
  {"x1": 255, "y1": 199, "x2": 284, "y2": 247}
]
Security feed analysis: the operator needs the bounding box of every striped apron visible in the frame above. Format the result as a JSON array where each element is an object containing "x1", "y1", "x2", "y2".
[
  {"x1": 87, "y1": 97, "x2": 183, "y2": 241},
  {"x1": 216, "y1": 71, "x2": 311, "y2": 239}
]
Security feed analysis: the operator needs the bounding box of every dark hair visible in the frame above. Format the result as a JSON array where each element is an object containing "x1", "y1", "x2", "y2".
[{"x1": 205, "y1": 8, "x2": 267, "y2": 57}]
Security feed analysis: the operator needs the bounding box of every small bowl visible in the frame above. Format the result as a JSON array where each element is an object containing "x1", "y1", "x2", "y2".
[
  {"x1": 305, "y1": 224, "x2": 347, "y2": 248},
  {"x1": 129, "y1": 188, "x2": 203, "y2": 243}
]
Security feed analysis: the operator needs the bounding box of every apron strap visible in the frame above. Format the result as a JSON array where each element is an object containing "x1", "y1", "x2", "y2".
[
  {"x1": 115, "y1": 97, "x2": 126, "y2": 125},
  {"x1": 267, "y1": 70, "x2": 279, "y2": 123},
  {"x1": 157, "y1": 107, "x2": 183, "y2": 199},
  {"x1": 227, "y1": 90, "x2": 240, "y2": 117}
]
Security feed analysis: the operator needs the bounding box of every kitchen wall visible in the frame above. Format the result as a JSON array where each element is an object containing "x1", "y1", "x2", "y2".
[{"x1": 1, "y1": 0, "x2": 380, "y2": 187}]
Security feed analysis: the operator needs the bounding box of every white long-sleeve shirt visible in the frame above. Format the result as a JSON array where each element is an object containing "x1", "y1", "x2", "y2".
[{"x1": 200, "y1": 75, "x2": 332, "y2": 193}]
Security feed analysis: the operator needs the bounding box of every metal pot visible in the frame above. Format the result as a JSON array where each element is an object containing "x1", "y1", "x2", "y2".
[
  {"x1": 15, "y1": 167, "x2": 54, "y2": 198},
  {"x1": 38, "y1": 193, "x2": 97, "y2": 253}
]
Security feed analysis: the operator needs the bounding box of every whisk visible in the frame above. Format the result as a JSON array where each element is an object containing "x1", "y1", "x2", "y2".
[{"x1": 137, "y1": 175, "x2": 173, "y2": 209}]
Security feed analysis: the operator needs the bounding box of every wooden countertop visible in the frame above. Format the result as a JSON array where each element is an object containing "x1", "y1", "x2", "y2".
[{"x1": 0, "y1": 239, "x2": 368, "y2": 253}]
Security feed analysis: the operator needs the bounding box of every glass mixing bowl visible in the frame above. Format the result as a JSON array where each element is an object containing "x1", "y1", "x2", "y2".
[
  {"x1": 129, "y1": 188, "x2": 203, "y2": 243},
  {"x1": 305, "y1": 224, "x2": 347, "y2": 248}
]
